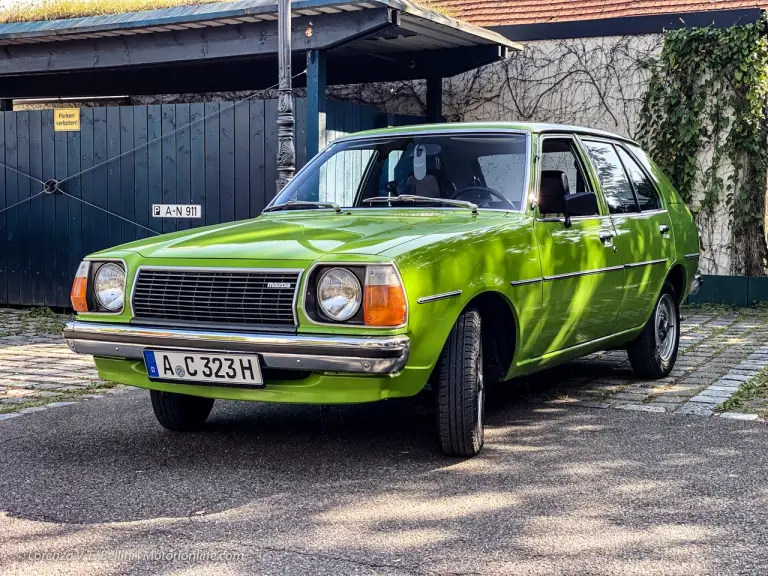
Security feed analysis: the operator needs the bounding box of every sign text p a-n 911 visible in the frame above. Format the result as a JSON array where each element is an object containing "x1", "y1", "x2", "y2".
[{"x1": 152, "y1": 204, "x2": 202, "y2": 219}]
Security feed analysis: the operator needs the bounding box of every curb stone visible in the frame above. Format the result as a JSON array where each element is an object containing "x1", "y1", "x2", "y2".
[
  {"x1": 676, "y1": 349, "x2": 768, "y2": 420},
  {"x1": 717, "y1": 412, "x2": 762, "y2": 421}
]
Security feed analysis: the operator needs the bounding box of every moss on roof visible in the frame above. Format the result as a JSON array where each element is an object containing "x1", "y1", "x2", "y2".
[{"x1": 0, "y1": 0, "x2": 454, "y2": 24}]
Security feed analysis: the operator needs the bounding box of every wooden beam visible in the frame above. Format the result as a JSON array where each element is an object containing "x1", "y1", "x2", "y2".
[
  {"x1": 326, "y1": 44, "x2": 506, "y2": 85},
  {"x1": 0, "y1": 56, "x2": 308, "y2": 98},
  {"x1": 305, "y1": 48, "x2": 327, "y2": 158},
  {"x1": 0, "y1": 8, "x2": 394, "y2": 75},
  {"x1": 0, "y1": 44, "x2": 507, "y2": 99}
]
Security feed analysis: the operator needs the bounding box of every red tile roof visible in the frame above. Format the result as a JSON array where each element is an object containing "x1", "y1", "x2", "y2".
[{"x1": 437, "y1": 0, "x2": 766, "y2": 26}]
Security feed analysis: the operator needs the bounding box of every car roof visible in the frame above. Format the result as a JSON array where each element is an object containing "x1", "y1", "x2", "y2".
[{"x1": 336, "y1": 122, "x2": 639, "y2": 146}]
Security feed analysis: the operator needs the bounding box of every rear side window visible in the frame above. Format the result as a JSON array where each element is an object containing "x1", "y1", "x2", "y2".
[
  {"x1": 617, "y1": 147, "x2": 661, "y2": 211},
  {"x1": 582, "y1": 141, "x2": 638, "y2": 214}
]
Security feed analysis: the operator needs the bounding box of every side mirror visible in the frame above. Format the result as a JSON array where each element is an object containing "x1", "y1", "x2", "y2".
[{"x1": 564, "y1": 192, "x2": 598, "y2": 226}]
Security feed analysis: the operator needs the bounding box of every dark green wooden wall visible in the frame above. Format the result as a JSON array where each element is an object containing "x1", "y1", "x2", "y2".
[{"x1": 0, "y1": 99, "x2": 383, "y2": 308}]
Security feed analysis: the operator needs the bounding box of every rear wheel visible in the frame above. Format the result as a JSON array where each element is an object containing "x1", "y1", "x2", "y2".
[
  {"x1": 150, "y1": 390, "x2": 214, "y2": 431},
  {"x1": 627, "y1": 283, "x2": 680, "y2": 378},
  {"x1": 436, "y1": 308, "x2": 485, "y2": 457}
]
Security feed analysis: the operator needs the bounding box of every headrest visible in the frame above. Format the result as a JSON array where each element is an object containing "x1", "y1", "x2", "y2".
[
  {"x1": 541, "y1": 171, "x2": 569, "y2": 196},
  {"x1": 538, "y1": 171, "x2": 569, "y2": 214}
]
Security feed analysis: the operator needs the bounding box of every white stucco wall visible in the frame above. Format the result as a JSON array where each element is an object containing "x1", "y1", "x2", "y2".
[{"x1": 442, "y1": 34, "x2": 731, "y2": 274}]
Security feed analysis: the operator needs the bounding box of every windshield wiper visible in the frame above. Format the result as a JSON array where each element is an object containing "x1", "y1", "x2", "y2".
[
  {"x1": 263, "y1": 200, "x2": 342, "y2": 214},
  {"x1": 362, "y1": 195, "x2": 478, "y2": 214}
]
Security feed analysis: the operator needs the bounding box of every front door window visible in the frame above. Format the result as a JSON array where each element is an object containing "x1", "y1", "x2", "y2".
[{"x1": 538, "y1": 139, "x2": 594, "y2": 217}]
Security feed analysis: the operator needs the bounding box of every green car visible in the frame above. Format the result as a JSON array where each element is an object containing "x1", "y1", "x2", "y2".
[{"x1": 64, "y1": 122, "x2": 701, "y2": 457}]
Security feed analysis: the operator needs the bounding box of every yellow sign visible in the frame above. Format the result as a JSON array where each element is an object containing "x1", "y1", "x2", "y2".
[{"x1": 54, "y1": 108, "x2": 80, "y2": 132}]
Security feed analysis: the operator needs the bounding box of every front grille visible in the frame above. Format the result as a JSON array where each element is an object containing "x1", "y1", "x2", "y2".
[{"x1": 132, "y1": 268, "x2": 300, "y2": 328}]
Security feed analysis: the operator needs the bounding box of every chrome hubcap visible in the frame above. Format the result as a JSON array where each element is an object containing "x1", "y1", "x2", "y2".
[{"x1": 655, "y1": 294, "x2": 677, "y2": 362}]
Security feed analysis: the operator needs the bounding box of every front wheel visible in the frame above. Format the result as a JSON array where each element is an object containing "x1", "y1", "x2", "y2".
[
  {"x1": 436, "y1": 308, "x2": 485, "y2": 457},
  {"x1": 627, "y1": 283, "x2": 680, "y2": 378},
  {"x1": 150, "y1": 390, "x2": 215, "y2": 431}
]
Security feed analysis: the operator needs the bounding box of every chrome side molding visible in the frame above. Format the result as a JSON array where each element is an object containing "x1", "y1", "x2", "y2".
[
  {"x1": 624, "y1": 258, "x2": 668, "y2": 269},
  {"x1": 417, "y1": 290, "x2": 462, "y2": 304},
  {"x1": 544, "y1": 265, "x2": 624, "y2": 282},
  {"x1": 510, "y1": 277, "x2": 543, "y2": 287}
]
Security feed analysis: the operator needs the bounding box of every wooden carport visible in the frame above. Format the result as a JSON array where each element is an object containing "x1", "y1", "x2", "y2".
[{"x1": 0, "y1": 0, "x2": 519, "y2": 156}]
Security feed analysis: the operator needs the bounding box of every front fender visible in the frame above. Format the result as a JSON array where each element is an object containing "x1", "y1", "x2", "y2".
[{"x1": 393, "y1": 216, "x2": 543, "y2": 381}]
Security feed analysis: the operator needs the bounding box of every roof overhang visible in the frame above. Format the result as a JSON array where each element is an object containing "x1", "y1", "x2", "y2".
[{"x1": 0, "y1": 0, "x2": 520, "y2": 98}]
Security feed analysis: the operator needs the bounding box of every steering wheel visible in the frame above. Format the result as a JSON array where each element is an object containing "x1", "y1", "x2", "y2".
[{"x1": 452, "y1": 186, "x2": 517, "y2": 209}]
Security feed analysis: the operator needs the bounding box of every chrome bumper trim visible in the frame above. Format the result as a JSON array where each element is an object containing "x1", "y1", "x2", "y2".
[
  {"x1": 689, "y1": 273, "x2": 704, "y2": 297},
  {"x1": 63, "y1": 321, "x2": 410, "y2": 375}
]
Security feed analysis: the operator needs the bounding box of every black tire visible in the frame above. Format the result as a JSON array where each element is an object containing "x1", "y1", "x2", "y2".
[
  {"x1": 627, "y1": 282, "x2": 680, "y2": 379},
  {"x1": 436, "y1": 308, "x2": 485, "y2": 457},
  {"x1": 150, "y1": 390, "x2": 214, "y2": 431}
]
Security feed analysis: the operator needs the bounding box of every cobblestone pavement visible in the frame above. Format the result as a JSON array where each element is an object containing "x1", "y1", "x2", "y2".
[
  {"x1": 0, "y1": 308, "x2": 123, "y2": 420},
  {"x1": 514, "y1": 307, "x2": 768, "y2": 420},
  {"x1": 1, "y1": 306, "x2": 768, "y2": 422}
]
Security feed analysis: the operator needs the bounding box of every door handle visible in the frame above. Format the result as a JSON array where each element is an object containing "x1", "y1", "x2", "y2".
[
  {"x1": 659, "y1": 224, "x2": 670, "y2": 235},
  {"x1": 598, "y1": 230, "x2": 614, "y2": 243}
]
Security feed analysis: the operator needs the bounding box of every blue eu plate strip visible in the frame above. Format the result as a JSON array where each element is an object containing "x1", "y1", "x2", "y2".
[{"x1": 143, "y1": 350, "x2": 159, "y2": 378}]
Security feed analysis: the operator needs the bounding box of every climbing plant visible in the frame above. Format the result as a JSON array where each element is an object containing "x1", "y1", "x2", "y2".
[{"x1": 638, "y1": 18, "x2": 768, "y2": 276}]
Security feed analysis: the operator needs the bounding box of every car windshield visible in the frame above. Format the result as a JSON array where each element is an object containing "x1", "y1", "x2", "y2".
[{"x1": 269, "y1": 133, "x2": 529, "y2": 211}]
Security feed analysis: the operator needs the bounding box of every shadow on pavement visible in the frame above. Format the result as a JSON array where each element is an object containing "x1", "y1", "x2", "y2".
[{"x1": 1, "y1": 380, "x2": 767, "y2": 574}]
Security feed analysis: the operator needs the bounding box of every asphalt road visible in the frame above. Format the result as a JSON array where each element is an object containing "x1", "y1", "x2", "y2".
[{"x1": 1, "y1": 389, "x2": 767, "y2": 575}]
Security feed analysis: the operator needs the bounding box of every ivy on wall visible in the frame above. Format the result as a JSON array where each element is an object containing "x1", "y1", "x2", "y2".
[{"x1": 638, "y1": 18, "x2": 768, "y2": 276}]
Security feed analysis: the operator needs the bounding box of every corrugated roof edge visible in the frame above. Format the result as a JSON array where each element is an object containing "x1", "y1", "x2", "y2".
[
  {"x1": 336, "y1": 122, "x2": 639, "y2": 144},
  {"x1": 0, "y1": 0, "x2": 518, "y2": 49}
]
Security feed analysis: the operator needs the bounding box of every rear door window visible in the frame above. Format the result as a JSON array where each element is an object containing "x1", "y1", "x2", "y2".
[{"x1": 582, "y1": 141, "x2": 639, "y2": 214}]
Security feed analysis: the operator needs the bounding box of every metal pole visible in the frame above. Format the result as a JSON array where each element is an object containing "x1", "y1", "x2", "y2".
[{"x1": 276, "y1": 0, "x2": 295, "y2": 193}]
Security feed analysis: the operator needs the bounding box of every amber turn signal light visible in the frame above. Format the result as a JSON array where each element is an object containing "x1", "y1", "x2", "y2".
[
  {"x1": 364, "y1": 265, "x2": 407, "y2": 327},
  {"x1": 71, "y1": 261, "x2": 90, "y2": 312}
]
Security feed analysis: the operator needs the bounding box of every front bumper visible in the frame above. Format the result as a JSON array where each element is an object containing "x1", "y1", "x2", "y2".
[
  {"x1": 63, "y1": 321, "x2": 410, "y2": 375},
  {"x1": 689, "y1": 273, "x2": 704, "y2": 297}
]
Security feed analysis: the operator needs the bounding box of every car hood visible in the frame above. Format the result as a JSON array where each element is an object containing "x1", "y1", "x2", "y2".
[{"x1": 120, "y1": 210, "x2": 499, "y2": 261}]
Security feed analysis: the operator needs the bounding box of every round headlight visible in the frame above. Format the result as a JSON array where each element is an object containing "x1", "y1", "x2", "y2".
[
  {"x1": 317, "y1": 267, "x2": 362, "y2": 322},
  {"x1": 94, "y1": 263, "x2": 125, "y2": 312}
]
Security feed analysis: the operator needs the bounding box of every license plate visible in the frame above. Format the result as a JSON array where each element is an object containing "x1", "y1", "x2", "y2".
[{"x1": 144, "y1": 350, "x2": 264, "y2": 387}]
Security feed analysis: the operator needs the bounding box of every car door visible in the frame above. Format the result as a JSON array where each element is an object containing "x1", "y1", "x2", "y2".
[
  {"x1": 581, "y1": 139, "x2": 675, "y2": 330},
  {"x1": 532, "y1": 135, "x2": 625, "y2": 357}
]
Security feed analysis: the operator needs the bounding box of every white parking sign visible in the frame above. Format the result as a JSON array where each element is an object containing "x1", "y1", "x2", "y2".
[{"x1": 152, "y1": 204, "x2": 202, "y2": 219}]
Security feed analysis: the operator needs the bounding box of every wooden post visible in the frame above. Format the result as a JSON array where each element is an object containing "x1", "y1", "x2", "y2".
[
  {"x1": 426, "y1": 77, "x2": 443, "y2": 123},
  {"x1": 306, "y1": 49, "x2": 327, "y2": 159},
  {"x1": 276, "y1": 0, "x2": 295, "y2": 193}
]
